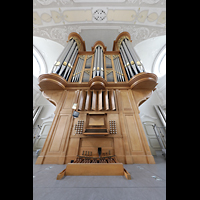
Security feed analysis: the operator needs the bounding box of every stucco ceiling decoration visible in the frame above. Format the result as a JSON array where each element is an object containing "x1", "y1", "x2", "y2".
[{"x1": 33, "y1": 0, "x2": 165, "y2": 48}]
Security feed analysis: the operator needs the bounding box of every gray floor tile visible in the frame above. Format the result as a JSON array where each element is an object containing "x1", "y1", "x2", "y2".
[{"x1": 33, "y1": 150, "x2": 166, "y2": 200}]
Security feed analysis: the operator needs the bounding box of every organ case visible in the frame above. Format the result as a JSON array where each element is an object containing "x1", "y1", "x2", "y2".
[{"x1": 36, "y1": 31, "x2": 158, "y2": 168}]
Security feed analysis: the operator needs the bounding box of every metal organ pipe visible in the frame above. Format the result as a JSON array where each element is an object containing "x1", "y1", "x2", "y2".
[
  {"x1": 124, "y1": 39, "x2": 145, "y2": 73},
  {"x1": 120, "y1": 45, "x2": 134, "y2": 78},
  {"x1": 54, "y1": 39, "x2": 74, "y2": 74},
  {"x1": 121, "y1": 41, "x2": 138, "y2": 75},
  {"x1": 58, "y1": 41, "x2": 77, "y2": 76},
  {"x1": 120, "y1": 48, "x2": 131, "y2": 80},
  {"x1": 114, "y1": 59, "x2": 119, "y2": 82},
  {"x1": 92, "y1": 48, "x2": 97, "y2": 78},
  {"x1": 63, "y1": 46, "x2": 78, "y2": 80},
  {"x1": 77, "y1": 58, "x2": 84, "y2": 82},
  {"x1": 75, "y1": 58, "x2": 82, "y2": 82},
  {"x1": 116, "y1": 57, "x2": 125, "y2": 82},
  {"x1": 71, "y1": 57, "x2": 81, "y2": 82},
  {"x1": 100, "y1": 48, "x2": 104, "y2": 78},
  {"x1": 92, "y1": 46, "x2": 104, "y2": 78},
  {"x1": 97, "y1": 47, "x2": 100, "y2": 76},
  {"x1": 65, "y1": 48, "x2": 78, "y2": 81}
]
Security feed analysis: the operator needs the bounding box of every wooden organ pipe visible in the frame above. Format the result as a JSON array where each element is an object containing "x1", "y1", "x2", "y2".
[
  {"x1": 109, "y1": 90, "x2": 116, "y2": 111},
  {"x1": 104, "y1": 90, "x2": 109, "y2": 111},
  {"x1": 78, "y1": 90, "x2": 86, "y2": 111},
  {"x1": 98, "y1": 90, "x2": 103, "y2": 111},
  {"x1": 85, "y1": 90, "x2": 92, "y2": 110},
  {"x1": 77, "y1": 89, "x2": 116, "y2": 111},
  {"x1": 91, "y1": 90, "x2": 97, "y2": 111}
]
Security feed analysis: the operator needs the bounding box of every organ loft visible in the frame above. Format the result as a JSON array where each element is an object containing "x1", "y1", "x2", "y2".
[{"x1": 36, "y1": 32, "x2": 158, "y2": 179}]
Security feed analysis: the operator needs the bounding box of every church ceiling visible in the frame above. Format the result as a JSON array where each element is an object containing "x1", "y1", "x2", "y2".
[{"x1": 33, "y1": 0, "x2": 166, "y2": 48}]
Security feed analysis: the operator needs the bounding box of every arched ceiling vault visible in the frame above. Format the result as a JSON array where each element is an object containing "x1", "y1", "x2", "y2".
[{"x1": 33, "y1": 0, "x2": 166, "y2": 50}]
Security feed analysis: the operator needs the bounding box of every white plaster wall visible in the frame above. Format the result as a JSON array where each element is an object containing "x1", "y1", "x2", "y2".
[
  {"x1": 134, "y1": 35, "x2": 166, "y2": 74},
  {"x1": 33, "y1": 36, "x2": 64, "y2": 73},
  {"x1": 33, "y1": 37, "x2": 63, "y2": 128},
  {"x1": 33, "y1": 94, "x2": 56, "y2": 129}
]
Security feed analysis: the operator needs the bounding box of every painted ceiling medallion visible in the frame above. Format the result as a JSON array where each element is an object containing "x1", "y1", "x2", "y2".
[{"x1": 93, "y1": 9, "x2": 107, "y2": 21}]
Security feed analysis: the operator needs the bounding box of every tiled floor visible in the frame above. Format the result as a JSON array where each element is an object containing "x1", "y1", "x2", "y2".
[{"x1": 33, "y1": 151, "x2": 166, "y2": 200}]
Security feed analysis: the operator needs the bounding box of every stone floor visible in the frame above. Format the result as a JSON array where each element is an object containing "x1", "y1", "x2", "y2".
[{"x1": 33, "y1": 151, "x2": 166, "y2": 200}]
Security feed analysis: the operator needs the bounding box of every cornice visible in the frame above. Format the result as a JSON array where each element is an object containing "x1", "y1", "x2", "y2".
[{"x1": 33, "y1": 24, "x2": 165, "y2": 47}]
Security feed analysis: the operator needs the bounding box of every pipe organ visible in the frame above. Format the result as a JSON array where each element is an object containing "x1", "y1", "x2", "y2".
[{"x1": 36, "y1": 32, "x2": 158, "y2": 177}]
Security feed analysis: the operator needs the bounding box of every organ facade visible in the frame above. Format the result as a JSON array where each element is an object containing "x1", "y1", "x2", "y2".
[{"x1": 36, "y1": 31, "x2": 158, "y2": 166}]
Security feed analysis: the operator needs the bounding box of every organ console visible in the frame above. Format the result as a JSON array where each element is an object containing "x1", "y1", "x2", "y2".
[{"x1": 36, "y1": 31, "x2": 158, "y2": 180}]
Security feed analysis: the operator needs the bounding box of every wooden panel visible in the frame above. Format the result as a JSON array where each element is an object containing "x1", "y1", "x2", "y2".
[
  {"x1": 81, "y1": 138, "x2": 113, "y2": 147},
  {"x1": 78, "y1": 90, "x2": 86, "y2": 111},
  {"x1": 65, "y1": 163, "x2": 124, "y2": 176},
  {"x1": 104, "y1": 90, "x2": 109, "y2": 110},
  {"x1": 89, "y1": 115, "x2": 104, "y2": 126},
  {"x1": 85, "y1": 90, "x2": 91, "y2": 110},
  {"x1": 91, "y1": 90, "x2": 97, "y2": 111},
  {"x1": 109, "y1": 90, "x2": 116, "y2": 111},
  {"x1": 49, "y1": 115, "x2": 69, "y2": 152},
  {"x1": 120, "y1": 90, "x2": 133, "y2": 111},
  {"x1": 62, "y1": 91, "x2": 76, "y2": 109},
  {"x1": 66, "y1": 138, "x2": 80, "y2": 156},
  {"x1": 98, "y1": 90, "x2": 103, "y2": 111},
  {"x1": 124, "y1": 114, "x2": 142, "y2": 151}
]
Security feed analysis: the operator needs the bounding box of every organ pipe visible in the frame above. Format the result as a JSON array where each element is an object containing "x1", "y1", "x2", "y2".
[
  {"x1": 119, "y1": 38, "x2": 146, "y2": 79},
  {"x1": 100, "y1": 49, "x2": 104, "y2": 78},
  {"x1": 121, "y1": 41, "x2": 138, "y2": 75},
  {"x1": 92, "y1": 46, "x2": 104, "y2": 78},
  {"x1": 85, "y1": 90, "x2": 92, "y2": 110},
  {"x1": 120, "y1": 45, "x2": 134, "y2": 78},
  {"x1": 124, "y1": 39, "x2": 144, "y2": 72},
  {"x1": 59, "y1": 41, "x2": 77, "y2": 76},
  {"x1": 50, "y1": 34, "x2": 145, "y2": 84},
  {"x1": 54, "y1": 39, "x2": 74, "y2": 74},
  {"x1": 92, "y1": 48, "x2": 97, "y2": 78},
  {"x1": 104, "y1": 90, "x2": 109, "y2": 110},
  {"x1": 64, "y1": 47, "x2": 78, "y2": 80},
  {"x1": 116, "y1": 57, "x2": 125, "y2": 82},
  {"x1": 120, "y1": 48, "x2": 131, "y2": 80},
  {"x1": 92, "y1": 90, "x2": 97, "y2": 111},
  {"x1": 97, "y1": 47, "x2": 100, "y2": 76}
]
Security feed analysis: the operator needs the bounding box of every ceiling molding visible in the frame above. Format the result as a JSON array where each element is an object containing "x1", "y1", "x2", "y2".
[
  {"x1": 33, "y1": 24, "x2": 165, "y2": 47},
  {"x1": 33, "y1": 6, "x2": 165, "y2": 29},
  {"x1": 33, "y1": 0, "x2": 166, "y2": 8},
  {"x1": 33, "y1": 0, "x2": 165, "y2": 50}
]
